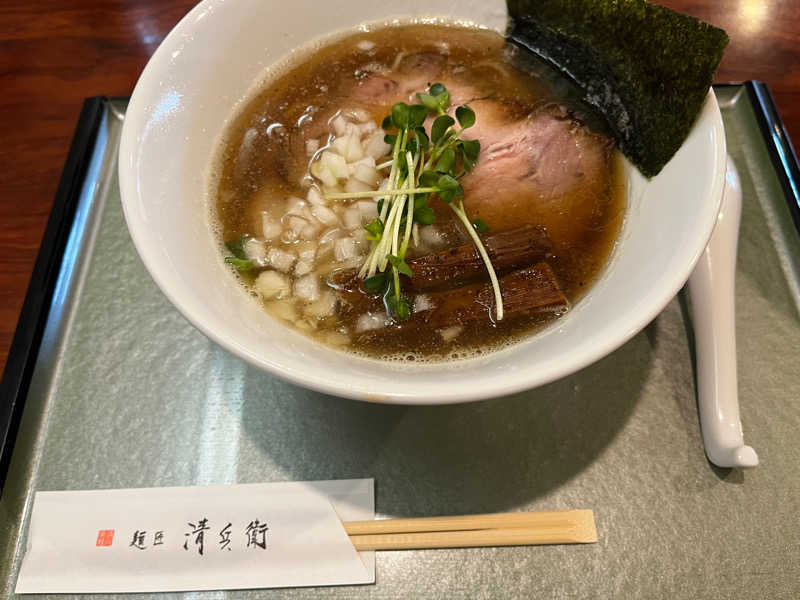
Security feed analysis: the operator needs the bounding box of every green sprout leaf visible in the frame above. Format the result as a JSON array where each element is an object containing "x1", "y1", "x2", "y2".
[
  {"x1": 428, "y1": 83, "x2": 450, "y2": 110},
  {"x1": 384, "y1": 133, "x2": 397, "y2": 146},
  {"x1": 385, "y1": 292, "x2": 412, "y2": 321},
  {"x1": 416, "y1": 92, "x2": 440, "y2": 112},
  {"x1": 363, "y1": 272, "x2": 389, "y2": 294},
  {"x1": 395, "y1": 297, "x2": 411, "y2": 321},
  {"x1": 397, "y1": 158, "x2": 409, "y2": 178},
  {"x1": 429, "y1": 82, "x2": 447, "y2": 97},
  {"x1": 460, "y1": 138, "x2": 480, "y2": 171},
  {"x1": 431, "y1": 115, "x2": 455, "y2": 144},
  {"x1": 381, "y1": 115, "x2": 393, "y2": 130},
  {"x1": 415, "y1": 206, "x2": 436, "y2": 225},
  {"x1": 408, "y1": 104, "x2": 429, "y2": 129},
  {"x1": 472, "y1": 218, "x2": 489, "y2": 234},
  {"x1": 391, "y1": 102, "x2": 410, "y2": 129},
  {"x1": 436, "y1": 173, "x2": 464, "y2": 203},
  {"x1": 455, "y1": 105, "x2": 476, "y2": 129},
  {"x1": 419, "y1": 170, "x2": 439, "y2": 187},
  {"x1": 461, "y1": 139, "x2": 480, "y2": 161},
  {"x1": 415, "y1": 127, "x2": 430, "y2": 150},
  {"x1": 436, "y1": 148, "x2": 456, "y2": 174},
  {"x1": 224, "y1": 256, "x2": 253, "y2": 272},
  {"x1": 437, "y1": 174, "x2": 463, "y2": 196},
  {"x1": 387, "y1": 254, "x2": 414, "y2": 277},
  {"x1": 364, "y1": 218, "x2": 384, "y2": 242}
]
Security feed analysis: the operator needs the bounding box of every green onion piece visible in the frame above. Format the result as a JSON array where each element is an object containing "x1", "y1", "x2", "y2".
[{"x1": 225, "y1": 256, "x2": 253, "y2": 272}]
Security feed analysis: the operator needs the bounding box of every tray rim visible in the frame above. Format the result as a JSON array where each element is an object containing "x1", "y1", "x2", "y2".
[
  {"x1": 1, "y1": 84, "x2": 798, "y2": 497},
  {"x1": 0, "y1": 97, "x2": 106, "y2": 495}
]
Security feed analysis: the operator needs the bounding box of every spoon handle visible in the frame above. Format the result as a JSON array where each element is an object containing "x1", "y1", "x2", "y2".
[{"x1": 687, "y1": 156, "x2": 758, "y2": 468}]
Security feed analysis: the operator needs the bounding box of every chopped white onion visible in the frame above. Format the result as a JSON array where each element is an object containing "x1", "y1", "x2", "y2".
[
  {"x1": 306, "y1": 186, "x2": 325, "y2": 206},
  {"x1": 356, "y1": 40, "x2": 376, "y2": 52},
  {"x1": 281, "y1": 229, "x2": 299, "y2": 244},
  {"x1": 344, "y1": 134, "x2": 364, "y2": 162},
  {"x1": 356, "y1": 312, "x2": 387, "y2": 333},
  {"x1": 356, "y1": 200, "x2": 378, "y2": 220},
  {"x1": 261, "y1": 213, "x2": 282, "y2": 241},
  {"x1": 297, "y1": 242, "x2": 317, "y2": 261},
  {"x1": 304, "y1": 290, "x2": 338, "y2": 318},
  {"x1": 243, "y1": 238, "x2": 267, "y2": 266},
  {"x1": 300, "y1": 223, "x2": 319, "y2": 240},
  {"x1": 267, "y1": 247, "x2": 297, "y2": 273},
  {"x1": 334, "y1": 236, "x2": 359, "y2": 261},
  {"x1": 285, "y1": 196, "x2": 306, "y2": 215},
  {"x1": 293, "y1": 274, "x2": 320, "y2": 302},
  {"x1": 318, "y1": 227, "x2": 343, "y2": 247},
  {"x1": 255, "y1": 271, "x2": 290, "y2": 300},
  {"x1": 266, "y1": 299, "x2": 297, "y2": 321},
  {"x1": 358, "y1": 121, "x2": 377, "y2": 136},
  {"x1": 310, "y1": 160, "x2": 338, "y2": 188},
  {"x1": 312, "y1": 204, "x2": 339, "y2": 227},
  {"x1": 321, "y1": 151, "x2": 348, "y2": 179},
  {"x1": 439, "y1": 325, "x2": 464, "y2": 342},
  {"x1": 305, "y1": 138, "x2": 320, "y2": 156},
  {"x1": 295, "y1": 260, "x2": 313, "y2": 276},
  {"x1": 324, "y1": 330, "x2": 351, "y2": 346},
  {"x1": 353, "y1": 163, "x2": 380, "y2": 186},
  {"x1": 344, "y1": 178, "x2": 374, "y2": 194},
  {"x1": 350, "y1": 155, "x2": 376, "y2": 169},
  {"x1": 420, "y1": 225, "x2": 445, "y2": 248},
  {"x1": 285, "y1": 214, "x2": 309, "y2": 235},
  {"x1": 413, "y1": 294, "x2": 434, "y2": 313},
  {"x1": 344, "y1": 122, "x2": 361, "y2": 138},
  {"x1": 331, "y1": 114, "x2": 348, "y2": 136},
  {"x1": 331, "y1": 135, "x2": 349, "y2": 156},
  {"x1": 342, "y1": 207, "x2": 362, "y2": 231},
  {"x1": 364, "y1": 130, "x2": 392, "y2": 159}
]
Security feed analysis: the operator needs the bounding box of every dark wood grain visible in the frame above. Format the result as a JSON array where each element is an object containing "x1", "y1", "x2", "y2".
[{"x1": 1, "y1": 1, "x2": 799, "y2": 374}]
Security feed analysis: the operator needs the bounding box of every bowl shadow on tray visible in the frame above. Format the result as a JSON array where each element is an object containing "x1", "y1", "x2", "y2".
[{"x1": 237, "y1": 331, "x2": 653, "y2": 516}]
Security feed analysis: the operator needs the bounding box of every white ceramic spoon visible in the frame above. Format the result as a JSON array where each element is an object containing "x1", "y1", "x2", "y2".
[{"x1": 687, "y1": 156, "x2": 759, "y2": 468}]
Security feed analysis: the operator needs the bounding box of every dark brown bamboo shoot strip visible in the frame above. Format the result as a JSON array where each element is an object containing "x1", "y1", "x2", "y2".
[
  {"x1": 329, "y1": 224, "x2": 553, "y2": 291},
  {"x1": 407, "y1": 224, "x2": 553, "y2": 290},
  {"x1": 413, "y1": 261, "x2": 567, "y2": 329}
]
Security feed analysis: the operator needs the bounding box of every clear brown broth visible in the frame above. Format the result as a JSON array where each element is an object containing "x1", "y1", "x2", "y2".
[{"x1": 214, "y1": 23, "x2": 625, "y2": 361}]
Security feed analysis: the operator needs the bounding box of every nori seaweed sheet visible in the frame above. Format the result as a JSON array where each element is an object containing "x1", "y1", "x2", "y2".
[{"x1": 507, "y1": 0, "x2": 729, "y2": 177}]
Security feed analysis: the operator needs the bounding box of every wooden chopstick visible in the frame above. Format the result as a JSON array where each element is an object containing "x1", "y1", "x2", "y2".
[{"x1": 344, "y1": 509, "x2": 597, "y2": 551}]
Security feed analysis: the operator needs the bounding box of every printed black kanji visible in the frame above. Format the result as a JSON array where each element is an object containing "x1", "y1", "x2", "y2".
[
  {"x1": 183, "y1": 518, "x2": 211, "y2": 555},
  {"x1": 245, "y1": 520, "x2": 269, "y2": 550}
]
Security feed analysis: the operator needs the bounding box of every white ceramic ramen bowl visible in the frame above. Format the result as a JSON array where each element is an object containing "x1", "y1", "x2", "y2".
[{"x1": 119, "y1": 0, "x2": 726, "y2": 404}]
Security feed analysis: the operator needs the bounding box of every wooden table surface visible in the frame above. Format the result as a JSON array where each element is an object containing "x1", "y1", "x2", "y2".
[{"x1": 1, "y1": 1, "x2": 799, "y2": 374}]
